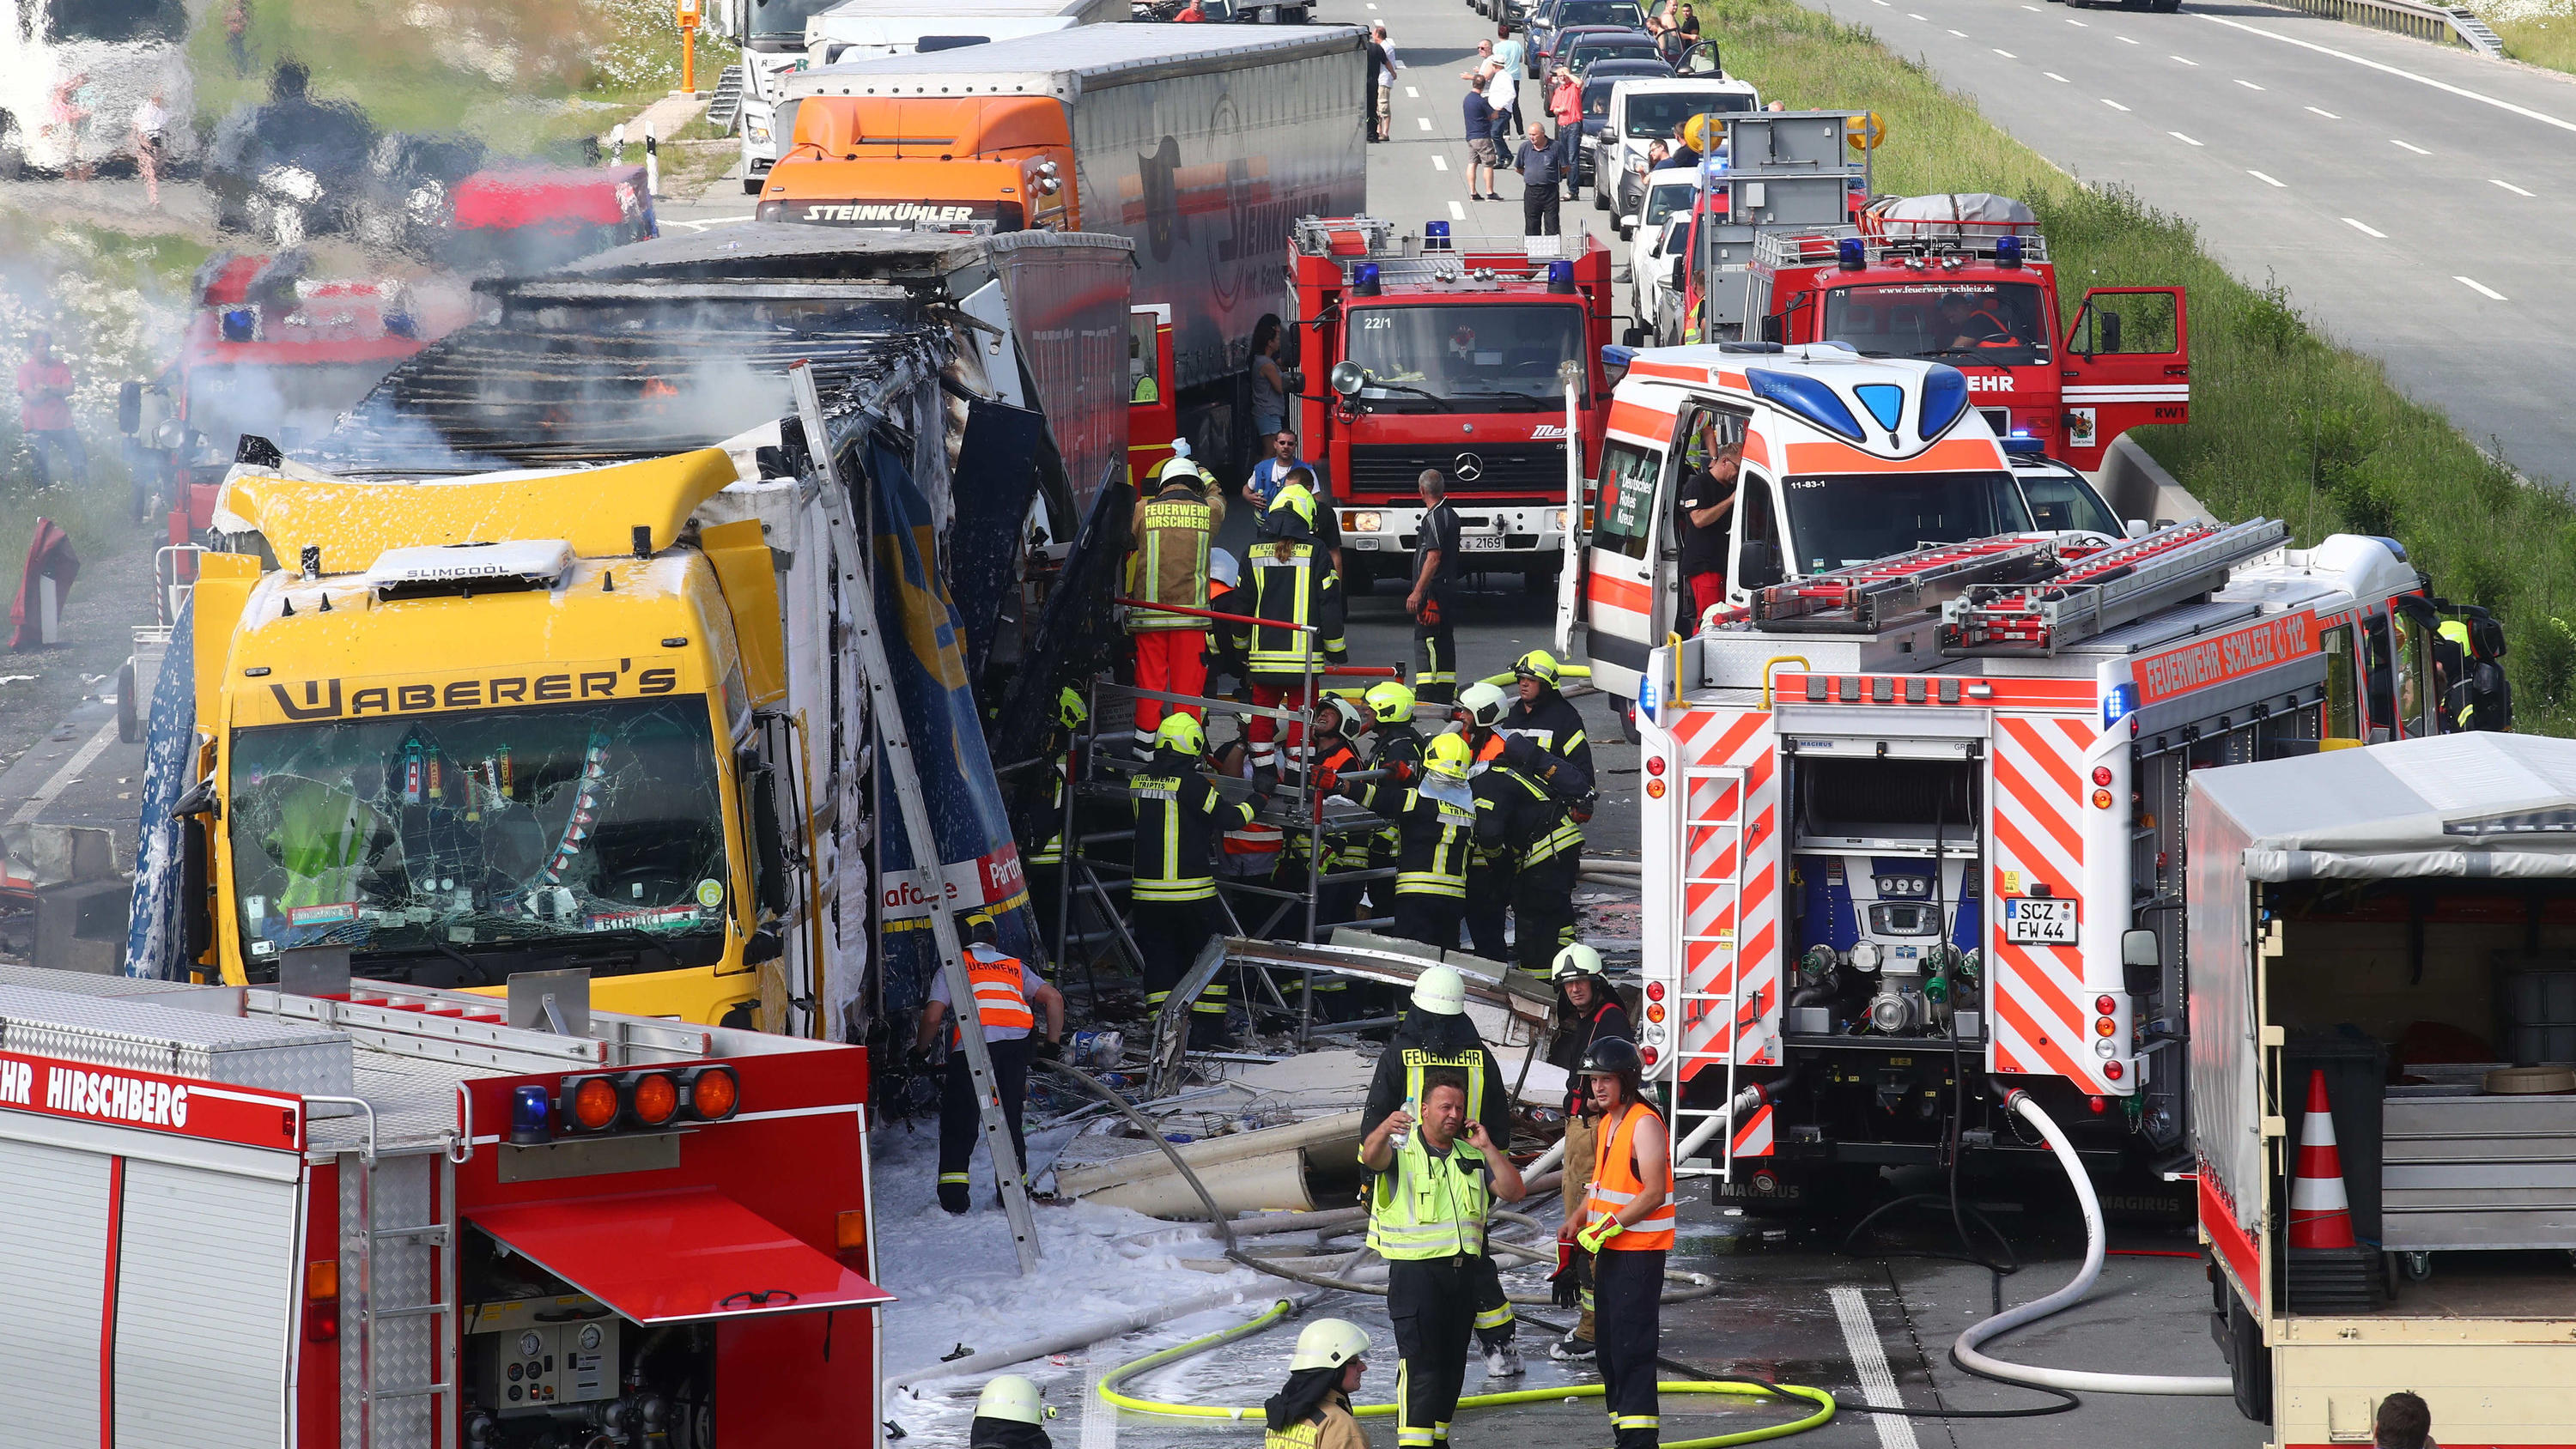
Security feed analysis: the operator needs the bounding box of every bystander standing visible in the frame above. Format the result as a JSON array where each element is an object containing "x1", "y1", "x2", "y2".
[
  {"x1": 1461, "y1": 76, "x2": 1498, "y2": 200},
  {"x1": 1515, "y1": 123, "x2": 1565, "y2": 237},
  {"x1": 15, "y1": 330, "x2": 86, "y2": 490},
  {"x1": 1370, "y1": 24, "x2": 1402, "y2": 142}
]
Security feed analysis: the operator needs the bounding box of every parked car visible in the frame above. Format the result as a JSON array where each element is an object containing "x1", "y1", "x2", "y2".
[
  {"x1": 1575, "y1": 58, "x2": 1669, "y2": 196},
  {"x1": 1525, "y1": 0, "x2": 1645, "y2": 75},
  {"x1": 1601, "y1": 75, "x2": 1757, "y2": 221},
  {"x1": 1626, "y1": 165, "x2": 1703, "y2": 328},
  {"x1": 1563, "y1": 28, "x2": 1664, "y2": 79}
]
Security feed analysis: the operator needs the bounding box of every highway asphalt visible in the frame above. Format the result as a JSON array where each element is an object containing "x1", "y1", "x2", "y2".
[{"x1": 1782, "y1": 0, "x2": 2576, "y2": 487}]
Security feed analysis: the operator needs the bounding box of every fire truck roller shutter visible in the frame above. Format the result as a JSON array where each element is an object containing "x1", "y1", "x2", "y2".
[
  {"x1": 465, "y1": 1186, "x2": 894, "y2": 1325},
  {"x1": 112, "y1": 1160, "x2": 301, "y2": 1449},
  {"x1": 0, "y1": 1138, "x2": 115, "y2": 1447}
]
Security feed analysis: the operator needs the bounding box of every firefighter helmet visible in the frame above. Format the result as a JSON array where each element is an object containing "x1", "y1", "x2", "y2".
[
  {"x1": 1210, "y1": 549, "x2": 1241, "y2": 589},
  {"x1": 1456, "y1": 682, "x2": 1508, "y2": 729},
  {"x1": 1424, "y1": 731, "x2": 1472, "y2": 779},
  {"x1": 1153, "y1": 712, "x2": 1207, "y2": 755},
  {"x1": 1577, "y1": 1034, "x2": 1644, "y2": 1077},
  {"x1": 1552, "y1": 942, "x2": 1607, "y2": 980},
  {"x1": 957, "y1": 907, "x2": 999, "y2": 946},
  {"x1": 975, "y1": 1376, "x2": 1054, "y2": 1425},
  {"x1": 1316, "y1": 695, "x2": 1365, "y2": 737},
  {"x1": 1057, "y1": 686, "x2": 1088, "y2": 728},
  {"x1": 1268, "y1": 483, "x2": 1317, "y2": 530},
  {"x1": 1364, "y1": 680, "x2": 1418, "y2": 724},
  {"x1": 1512, "y1": 650, "x2": 1562, "y2": 688},
  {"x1": 1155, "y1": 454, "x2": 1207, "y2": 488},
  {"x1": 1413, "y1": 963, "x2": 1467, "y2": 1016},
  {"x1": 1290, "y1": 1318, "x2": 1372, "y2": 1372}
]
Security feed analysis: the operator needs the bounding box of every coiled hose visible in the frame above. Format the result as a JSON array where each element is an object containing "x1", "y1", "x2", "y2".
[{"x1": 1093, "y1": 1296, "x2": 1838, "y2": 1449}]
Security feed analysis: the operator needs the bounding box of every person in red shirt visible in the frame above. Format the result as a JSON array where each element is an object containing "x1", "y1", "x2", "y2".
[
  {"x1": 15, "y1": 330, "x2": 87, "y2": 489},
  {"x1": 1548, "y1": 66, "x2": 1584, "y2": 201}
]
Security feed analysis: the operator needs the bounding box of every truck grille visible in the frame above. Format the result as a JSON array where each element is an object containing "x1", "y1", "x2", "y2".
[{"x1": 1347, "y1": 444, "x2": 1566, "y2": 498}]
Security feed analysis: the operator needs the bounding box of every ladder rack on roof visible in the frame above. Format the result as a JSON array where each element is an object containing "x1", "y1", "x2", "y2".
[
  {"x1": 1291, "y1": 214, "x2": 1589, "y2": 280},
  {"x1": 1939, "y1": 518, "x2": 2288, "y2": 656},
  {"x1": 1751, "y1": 534, "x2": 2057, "y2": 634},
  {"x1": 1753, "y1": 228, "x2": 2050, "y2": 272}
]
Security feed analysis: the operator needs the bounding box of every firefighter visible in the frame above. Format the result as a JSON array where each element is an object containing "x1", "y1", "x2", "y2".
[
  {"x1": 1503, "y1": 650, "x2": 1596, "y2": 799},
  {"x1": 1361, "y1": 965, "x2": 1526, "y2": 1378},
  {"x1": 1566, "y1": 1035, "x2": 1671, "y2": 1449},
  {"x1": 1132, "y1": 712, "x2": 1269, "y2": 1048},
  {"x1": 1264, "y1": 1319, "x2": 1371, "y2": 1449},
  {"x1": 1374, "y1": 731, "x2": 1478, "y2": 949},
  {"x1": 914, "y1": 908, "x2": 1066, "y2": 1215},
  {"x1": 1127, "y1": 454, "x2": 1225, "y2": 755},
  {"x1": 1455, "y1": 683, "x2": 1590, "y2": 968},
  {"x1": 969, "y1": 1374, "x2": 1057, "y2": 1449},
  {"x1": 1359, "y1": 1068, "x2": 1528, "y2": 1448},
  {"x1": 1354, "y1": 679, "x2": 1428, "y2": 926},
  {"x1": 1409, "y1": 469, "x2": 1463, "y2": 704},
  {"x1": 1247, "y1": 488, "x2": 1346, "y2": 784},
  {"x1": 1278, "y1": 694, "x2": 1366, "y2": 1014},
  {"x1": 1546, "y1": 943, "x2": 1633, "y2": 1361},
  {"x1": 1028, "y1": 686, "x2": 1090, "y2": 961}
]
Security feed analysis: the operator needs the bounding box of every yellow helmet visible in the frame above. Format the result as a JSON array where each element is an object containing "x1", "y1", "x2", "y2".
[
  {"x1": 1364, "y1": 680, "x2": 1418, "y2": 724},
  {"x1": 1512, "y1": 650, "x2": 1562, "y2": 688},
  {"x1": 1425, "y1": 731, "x2": 1472, "y2": 779},
  {"x1": 1153, "y1": 712, "x2": 1207, "y2": 755},
  {"x1": 1267, "y1": 483, "x2": 1316, "y2": 528},
  {"x1": 1057, "y1": 685, "x2": 1088, "y2": 728}
]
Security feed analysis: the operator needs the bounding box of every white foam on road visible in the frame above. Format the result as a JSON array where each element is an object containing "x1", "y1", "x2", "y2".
[
  {"x1": 1828, "y1": 1286, "x2": 1920, "y2": 1449},
  {"x1": 2201, "y1": 10, "x2": 2576, "y2": 136}
]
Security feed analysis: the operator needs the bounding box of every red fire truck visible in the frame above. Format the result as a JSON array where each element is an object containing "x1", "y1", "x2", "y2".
[
  {"x1": 1747, "y1": 201, "x2": 2190, "y2": 470},
  {"x1": 1289, "y1": 215, "x2": 1615, "y2": 590},
  {"x1": 1587, "y1": 347, "x2": 2494, "y2": 1201},
  {"x1": 0, "y1": 963, "x2": 885, "y2": 1449}
]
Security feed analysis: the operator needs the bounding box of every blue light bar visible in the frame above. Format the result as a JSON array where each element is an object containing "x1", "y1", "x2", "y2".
[
  {"x1": 2102, "y1": 682, "x2": 2137, "y2": 731},
  {"x1": 1917, "y1": 363, "x2": 1971, "y2": 440},
  {"x1": 510, "y1": 1084, "x2": 553, "y2": 1145},
  {"x1": 1353, "y1": 262, "x2": 1382, "y2": 297},
  {"x1": 1547, "y1": 259, "x2": 1576, "y2": 294},
  {"x1": 1836, "y1": 237, "x2": 1866, "y2": 271},
  {"x1": 1747, "y1": 367, "x2": 1865, "y2": 444},
  {"x1": 221, "y1": 307, "x2": 258, "y2": 343},
  {"x1": 1425, "y1": 219, "x2": 1452, "y2": 252},
  {"x1": 1996, "y1": 234, "x2": 2025, "y2": 269},
  {"x1": 1999, "y1": 435, "x2": 2048, "y2": 458}
]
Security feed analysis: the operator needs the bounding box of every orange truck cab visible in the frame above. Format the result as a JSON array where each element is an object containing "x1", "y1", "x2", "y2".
[{"x1": 757, "y1": 96, "x2": 1073, "y2": 231}]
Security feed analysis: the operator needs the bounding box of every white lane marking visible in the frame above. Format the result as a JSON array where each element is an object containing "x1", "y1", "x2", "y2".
[
  {"x1": 2023, "y1": 3, "x2": 2042, "y2": 8},
  {"x1": 2342, "y1": 216, "x2": 2386, "y2": 238},
  {"x1": 2170, "y1": 131, "x2": 2203, "y2": 145},
  {"x1": 1948, "y1": 27, "x2": 1968, "y2": 36},
  {"x1": 8, "y1": 717, "x2": 120, "y2": 827},
  {"x1": 1449, "y1": 200, "x2": 1467, "y2": 220},
  {"x1": 2306, "y1": 105, "x2": 2339, "y2": 118},
  {"x1": 2172, "y1": 54, "x2": 2196, "y2": 64},
  {"x1": 2456, "y1": 276, "x2": 2506, "y2": 300},
  {"x1": 2493, "y1": 178, "x2": 2535, "y2": 196},
  {"x1": 2068, "y1": 15, "x2": 2088, "y2": 25},
  {"x1": 1406, "y1": 85, "x2": 1420, "y2": 98},
  {"x1": 2235, "y1": 78, "x2": 2264, "y2": 89},
  {"x1": 1417, "y1": 116, "x2": 1432, "y2": 131},
  {"x1": 1829, "y1": 1287, "x2": 1922, "y2": 1449},
  {"x1": 2044, "y1": 70, "x2": 2070, "y2": 82},
  {"x1": 1908, "y1": 11, "x2": 1928, "y2": 18},
  {"x1": 1994, "y1": 47, "x2": 2017, "y2": 57},
  {"x1": 2249, "y1": 169, "x2": 2286, "y2": 187},
  {"x1": 2102, "y1": 97, "x2": 2131, "y2": 111},
  {"x1": 1431, "y1": 154, "x2": 1449, "y2": 170},
  {"x1": 2391, "y1": 137, "x2": 2430, "y2": 154},
  {"x1": 2202, "y1": 10, "x2": 2576, "y2": 136},
  {"x1": 2117, "y1": 33, "x2": 2140, "y2": 44}
]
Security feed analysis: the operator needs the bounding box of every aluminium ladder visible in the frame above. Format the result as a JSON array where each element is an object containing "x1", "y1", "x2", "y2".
[{"x1": 1939, "y1": 518, "x2": 2289, "y2": 655}]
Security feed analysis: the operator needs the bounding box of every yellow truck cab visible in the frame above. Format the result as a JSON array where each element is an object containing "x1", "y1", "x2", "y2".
[{"x1": 181, "y1": 449, "x2": 807, "y2": 1028}]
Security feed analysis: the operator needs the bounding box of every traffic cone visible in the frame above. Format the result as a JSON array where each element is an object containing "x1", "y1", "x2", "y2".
[{"x1": 2288, "y1": 1069, "x2": 2357, "y2": 1250}]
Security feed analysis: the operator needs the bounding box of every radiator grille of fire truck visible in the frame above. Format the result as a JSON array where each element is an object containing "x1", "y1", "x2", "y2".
[{"x1": 1346, "y1": 444, "x2": 1564, "y2": 495}]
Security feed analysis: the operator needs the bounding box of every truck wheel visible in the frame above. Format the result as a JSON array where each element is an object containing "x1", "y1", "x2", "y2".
[
  {"x1": 116, "y1": 661, "x2": 139, "y2": 743},
  {"x1": 2225, "y1": 1294, "x2": 2272, "y2": 1424}
]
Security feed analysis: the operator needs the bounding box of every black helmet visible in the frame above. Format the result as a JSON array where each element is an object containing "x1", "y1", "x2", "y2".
[
  {"x1": 1577, "y1": 1035, "x2": 1643, "y2": 1077},
  {"x1": 957, "y1": 907, "x2": 999, "y2": 947}
]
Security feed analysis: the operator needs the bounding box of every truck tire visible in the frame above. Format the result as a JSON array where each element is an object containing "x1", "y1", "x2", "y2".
[
  {"x1": 2225, "y1": 1294, "x2": 2272, "y2": 1424},
  {"x1": 116, "y1": 661, "x2": 140, "y2": 743}
]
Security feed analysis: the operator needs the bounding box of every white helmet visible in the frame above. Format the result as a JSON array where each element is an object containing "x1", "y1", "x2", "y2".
[
  {"x1": 1156, "y1": 454, "x2": 1207, "y2": 488},
  {"x1": 975, "y1": 1375, "x2": 1053, "y2": 1425},
  {"x1": 1552, "y1": 942, "x2": 1606, "y2": 979},
  {"x1": 1412, "y1": 963, "x2": 1467, "y2": 1016},
  {"x1": 1290, "y1": 1317, "x2": 1372, "y2": 1372},
  {"x1": 1210, "y1": 549, "x2": 1240, "y2": 589},
  {"x1": 1455, "y1": 681, "x2": 1508, "y2": 730}
]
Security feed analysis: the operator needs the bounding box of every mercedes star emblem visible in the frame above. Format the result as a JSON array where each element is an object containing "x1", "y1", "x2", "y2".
[{"x1": 1453, "y1": 452, "x2": 1484, "y2": 482}]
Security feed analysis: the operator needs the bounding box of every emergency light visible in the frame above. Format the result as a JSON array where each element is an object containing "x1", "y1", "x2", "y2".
[
  {"x1": 509, "y1": 1084, "x2": 553, "y2": 1144},
  {"x1": 2101, "y1": 681, "x2": 2138, "y2": 731},
  {"x1": 1916, "y1": 364, "x2": 1971, "y2": 440},
  {"x1": 1745, "y1": 367, "x2": 1865, "y2": 444},
  {"x1": 1546, "y1": 259, "x2": 1577, "y2": 294},
  {"x1": 1996, "y1": 234, "x2": 2024, "y2": 269},
  {"x1": 1835, "y1": 237, "x2": 1866, "y2": 271},
  {"x1": 221, "y1": 306, "x2": 258, "y2": 343},
  {"x1": 559, "y1": 1065, "x2": 740, "y2": 1134},
  {"x1": 1425, "y1": 220, "x2": 1452, "y2": 252},
  {"x1": 1998, "y1": 435, "x2": 2047, "y2": 458},
  {"x1": 1353, "y1": 263, "x2": 1382, "y2": 297}
]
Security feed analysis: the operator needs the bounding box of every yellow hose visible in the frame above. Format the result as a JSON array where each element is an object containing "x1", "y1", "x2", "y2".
[{"x1": 1094, "y1": 1298, "x2": 1837, "y2": 1449}]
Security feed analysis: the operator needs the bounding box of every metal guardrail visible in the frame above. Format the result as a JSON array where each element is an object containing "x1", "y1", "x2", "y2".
[{"x1": 2262, "y1": 0, "x2": 2506, "y2": 58}]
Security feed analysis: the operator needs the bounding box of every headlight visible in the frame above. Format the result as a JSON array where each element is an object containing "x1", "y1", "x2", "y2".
[
  {"x1": 748, "y1": 126, "x2": 771, "y2": 143},
  {"x1": 1552, "y1": 509, "x2": 1569, "y2": 528},
  {"x1": 1346, "y1": 511, "x2": 1383, "y2": 532}
]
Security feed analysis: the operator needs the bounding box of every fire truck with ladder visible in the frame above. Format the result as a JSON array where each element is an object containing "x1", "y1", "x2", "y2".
[
  {"x1": 1747, "y1": 201, "x2": 2190, "y2": 470},
  {"x1": 0, "y1": 962, "x2": 885, "y2": 1449},
  {"x1": 1579, "y1": 344, "x2": 2502, "y2": 1200},
  {"x1": 1288, "y1": 215, "x2": 1615, "y2": 591}
]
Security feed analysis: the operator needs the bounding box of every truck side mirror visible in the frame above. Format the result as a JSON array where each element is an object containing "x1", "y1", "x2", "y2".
[
  {"x1": 1328, "y1": 360, "x2": 1366, "y2": 398},
  {"x1": 2124, "y1": 518, "x2": 2148, "y2": 539},
  {"x1": 1760, "y1": 314, "x2": 1785, "y2": 344},
  {"x1": 1282, "y1": 367, "x2": 1306, "y2": 397},
  {"x1": 179, "y1": 813, "x2": 215, "y2": 968},
  {"x1": 744, "y1": 766, "x2": 790, "y2": 917},
  {"x1": 2099, "y1": 310, "x2": 2123, "y2": 354},
  {"x1": 2121, "y1": 928, "x2": 2159, "y2": 967},
  {"x1": 1668, "y1": 254, "x2": 1686, "y2": 288}
]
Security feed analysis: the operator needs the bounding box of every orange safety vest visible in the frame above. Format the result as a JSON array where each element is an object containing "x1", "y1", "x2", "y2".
[
  {"x1": 954, "y1": 947, "x2": 1036, "y2": 1041},
  {"x1": 1583, "y1": 1100, "x2": 1675, "y2": 1249}
]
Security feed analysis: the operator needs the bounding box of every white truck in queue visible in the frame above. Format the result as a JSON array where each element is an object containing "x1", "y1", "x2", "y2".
[{"x1": 1576, "y1": 342, "x2": 2497, "y2": 1203}]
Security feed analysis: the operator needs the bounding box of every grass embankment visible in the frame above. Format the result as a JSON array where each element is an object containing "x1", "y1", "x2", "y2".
[
  {"x1": 2476, "y1": 0, "x2": 2576, "y2": 76},
  {"x1": 1704, "y1": 0, "x2": 2576, "y2": 733}
]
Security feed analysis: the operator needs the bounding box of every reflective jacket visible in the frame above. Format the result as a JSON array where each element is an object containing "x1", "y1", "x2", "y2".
[
  {"x1": 1361, "y1": 1021, "x2": 1514, "y2": 1149},
  {"x1": 1366, "y1": 1131, "x2": 1493, "y2": 1259},
  {"x1": 1248, "y1": 540, "x2": 1345, "y2": 674},
  {"x1": 1264, "y1": 1394, "x2": 1365, "y2": 1449},
  {"x1": 1471, "y1": 759, "x2": 1583, "y2": 868},
  {"x1": 1502, "y1": 689, "x2": 1595, "y2": 798},
  {"x1": 1132, "y1": 748, "x2": 1256, "y2": 901},
  {"x1": 1127, "y1": 484, "x2": 1224, "y2": 632},
  {"x1": 1357, "y1": 723, "x2": 1427, "y2": 868},
  {"x1": 949, "y1": 945, "x2": 1036, "y2": 1044},
  {"x1": 1385, "y1": 785, "x2": 1476, "y2": 898},
  {"x1": 1584, "y1": 1099, "x2": 1675, "y2": 1248}
]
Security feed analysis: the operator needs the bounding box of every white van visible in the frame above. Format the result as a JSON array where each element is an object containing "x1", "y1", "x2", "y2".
[{"x1": 1597, "y1": 76, "x2": 1757, "y2": 226}]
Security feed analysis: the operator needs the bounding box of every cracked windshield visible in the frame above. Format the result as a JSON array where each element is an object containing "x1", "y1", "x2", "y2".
[
  {"x1": 1343, "y1": 303, "x2": 1586, "y2": 410},
  {"x1": 227, "y1": 697, "x2": 730, "y2": 971}
]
